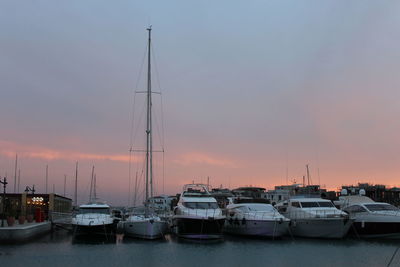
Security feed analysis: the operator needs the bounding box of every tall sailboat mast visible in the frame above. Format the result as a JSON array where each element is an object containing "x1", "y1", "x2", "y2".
[
  {"x1": 123, "y1": 28, "x2": 168, "y2": 240},
  {"x1": 145, "y1": 26, "x2": 153, "y2": 202}
]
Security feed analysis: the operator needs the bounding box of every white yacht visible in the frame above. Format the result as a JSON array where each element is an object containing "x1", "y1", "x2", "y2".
[
  {"x1": 123, "y1": 27, "x2": 168, "y2": 239},
  {"x1": 224, "y1": 202, "x2": 290, "y2": 238},
  {"x1": 276, "y1": 197, "x2": 353, "y2": 238},
  {"x1": 172, "y1": 184, "x2": 225, "y2": 239},
  {"x1": 72, "y1": 167, "x2": 116, "y2": 236},
  {"x1": 337, "y1": 189, "x2": 400, "y2": 238},
  {"x1": 72, "y1": 203, "x2": 116, "y2": 236},
  {"x1": 124, "y1": 207, "x2": 168, "y2": 239}
]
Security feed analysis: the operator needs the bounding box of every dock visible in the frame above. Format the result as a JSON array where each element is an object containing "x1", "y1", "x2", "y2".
[{"x1": 0, "y1": 221, "x2": 51, "y2": 243}]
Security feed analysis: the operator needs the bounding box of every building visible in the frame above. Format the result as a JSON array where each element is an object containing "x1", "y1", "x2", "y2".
[
  {"x1": 0, "y1": 193, "x2": 72, "y2": 220},
  {"x1": 210, "y1": 188, "x2": 234, "y2": 208},
  {"x1": 266, "y1": 184, "x2": 333, "y2": 204},
  {"x1": 340, "y1": 183, "x2": 400, "y2": 206},
  {"x1": 265, "y1": 187, "x2": 291, "y2": 204},
  {"x1": 232, "y1": 187, "x2": 267, "y2": 199}
]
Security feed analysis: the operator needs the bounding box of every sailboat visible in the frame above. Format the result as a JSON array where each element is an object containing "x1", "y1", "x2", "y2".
[
  {"x1": 124, "y1": 27, "x2": 169, "y2": 239},
  {"x1": 72, "y1": 167, "x2": 116, "y2": 236}
]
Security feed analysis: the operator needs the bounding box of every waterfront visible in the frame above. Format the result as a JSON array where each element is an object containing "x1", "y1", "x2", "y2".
[{"x1": 1, "y1": 230, "x2": 399, "y2": 267}]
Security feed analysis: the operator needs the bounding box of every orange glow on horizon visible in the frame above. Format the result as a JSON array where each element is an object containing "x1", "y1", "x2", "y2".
[{"x1": 0, "y1": 140, "x2": 134, "y2": 163}]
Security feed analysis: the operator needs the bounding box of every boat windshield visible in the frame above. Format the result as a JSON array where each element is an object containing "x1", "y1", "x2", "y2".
[
  {"x1": 317, "y1": 202, "x2": 335, "y2": 208},
  {"x1": 182, "y1": 185, "x2": 210, "y2": 197},
  {"x1": 300, "y1": 202, "x2": 335, "y2": 208},
  {"x1": 79, "y1": 208, "x2": 110, "y2": 214},
  {"x1": 183, "y1": 202, "x2": 219, "y2": 209},
  {"x1": 300, "y1": 202, "x2": 319, "y2": 208},
  {"x1": 364, "y1": 204, "x2": 399, "y2": 212},
  {"x1": 247, "y1": 205, "x2": 275, "y2": 212}
]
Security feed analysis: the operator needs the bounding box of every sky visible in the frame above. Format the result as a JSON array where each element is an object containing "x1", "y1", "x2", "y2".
[{"x1": 1, "y1": 1, "x2": 400, "y2": 205}]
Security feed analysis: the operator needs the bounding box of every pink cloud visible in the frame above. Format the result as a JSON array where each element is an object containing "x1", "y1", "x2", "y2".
[
  {"x1": 0, "y1": 140, "x2": 133, "y2": 162},
  {"x1": 173, "y1": 152, "x2": 237, "y2": 168}
]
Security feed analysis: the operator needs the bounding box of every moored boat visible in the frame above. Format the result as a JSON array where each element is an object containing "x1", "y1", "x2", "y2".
[
  {"x1": 124, "y1": 207, "x2": 168, "y2": 239},
  {"x1": 224, "y1": 202, "x2": 290, "y2": 238},
  {"x1": 72, "y1": 203, "x2": 116, "y2": 236},
  {"x1": 172, "y1": 184, "x2": 225, "y2": 239},
  {"x1": 337, "y1": 189, "x2": 400, "y2": 238},
  {"x1": 276, "y1": 197, "x2": 353, "y2": 238}
]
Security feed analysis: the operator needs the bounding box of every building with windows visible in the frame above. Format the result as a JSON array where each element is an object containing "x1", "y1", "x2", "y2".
[
  {"x1": 0, "y1": 193, "x2": 72, "y2": 220},
  {"x1": 340, "y1": 183, "x2": 400, "y2": 206}
]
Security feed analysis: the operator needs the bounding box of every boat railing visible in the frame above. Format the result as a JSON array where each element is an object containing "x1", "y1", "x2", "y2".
[
  {"x1": 378, "y1": 210, "x2": 400, "y2": 217},
  {"x1": 347, "y1": 210, "x2": 400, "y2": 217},
  {"x1": 74, "y1": 213, "x2": 113, "y2": 221},
  {"x1": 181, "y1": 208, "x2": 221, "y2": 218},
  {"x1": 249, "y1": 210, "x2": 282, "y2": 221},
  {"x1": 226, "y1": 210, "x2": 283, "y2": 221},
  {"x1": 288, "y1": 209, "x2": 347, "y2": 219}
]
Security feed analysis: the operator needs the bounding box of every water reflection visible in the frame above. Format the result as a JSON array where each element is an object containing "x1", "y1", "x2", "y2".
[
  {"x1": 1, "y1": 231, "x2": 400, "y2": 267},
  {"x1": 168, "y1": 234, "x2": 225, "y2": 245},
  {"x1": 121, "y1": 234, "x2": 169, "y2": 244},
  {"x1": 72, "y1": 234, "x2": 116, "y2": 245}
]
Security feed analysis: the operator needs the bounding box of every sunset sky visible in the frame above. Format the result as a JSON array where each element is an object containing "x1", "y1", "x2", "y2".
[{"x1": 1, "y1": 1, "x2": 400, "y2": 205}]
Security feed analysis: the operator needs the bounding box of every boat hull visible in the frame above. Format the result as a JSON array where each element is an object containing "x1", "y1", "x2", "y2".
[
  {"x1": 73, "y1": 223, "x2": 115, "y2": 236},
  {"x1": 172, "y1": 217, "x2": 225, "y2": 239},
  {"x1": 350, "y1": 221, "x2": 400, "y2": 238},
  {"x1": 124, "y1": 219, "x2": 168, "y2": 239},
  {"x1": 224, "y1": 219, "x2": 289, "y2": 238},
  {"x1": 289, "y1": 218, "x2": 353, "y2": 239}
]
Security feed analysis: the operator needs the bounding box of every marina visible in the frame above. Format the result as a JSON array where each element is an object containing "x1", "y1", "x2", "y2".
[
  {"x1": 3, "y1": 183, "x2": 400, "y2": 244},
  {"x1": 1, "y1": 1, "x2": 400, "y2": 266},
  {"x1": 2, "y1": 176, "x2": 400, "y2": 267}
]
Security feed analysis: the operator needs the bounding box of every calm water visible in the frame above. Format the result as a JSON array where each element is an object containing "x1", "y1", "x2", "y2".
[{"x1": 1, "y1": 230, "x2": 399, "y2": 267}]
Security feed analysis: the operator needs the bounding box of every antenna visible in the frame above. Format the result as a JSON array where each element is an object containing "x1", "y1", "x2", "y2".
[
  {"x1": 162, "y1": 150, "x2": 165, "y2": 194},
  {"x1": 285, "y1": 152, "x2": 289, "y2": 185},
  {"x1": 45, "y1": 165, "x2": 48, "y2": 194},
  {"x1": 128, "y1": 169, "x2": 132, "y2": 207},
  {"x1": 89, "y1": 165, "x2": 94, "y2": 202},
  {"x1": 74, "y1": 162, "x2": 78, "y2": 206},
  {"x1": 63, "y1": 174, "x2": 67, "y2": 197},
  {"x1": 14, "y1": 154, "x2": 17, "y2": 193},
  {"x1": 133, "y1": 171, "x2": 138, "y2": 207},
  {"x1": 94, "y1": 174, "x2": 97, "y2": 200},
  {"x1": 317, "y1": 167, "x2": 321, "y2": 186},
  {"x1": 17, "y1": 169, "x2": 20, "y2": 193}
]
